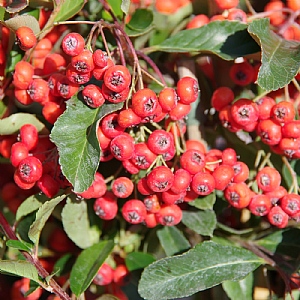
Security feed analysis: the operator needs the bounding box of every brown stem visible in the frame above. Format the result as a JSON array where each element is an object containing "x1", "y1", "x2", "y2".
[{"x1": 0, "y1": 212, "x2": 71, "y2": 300}]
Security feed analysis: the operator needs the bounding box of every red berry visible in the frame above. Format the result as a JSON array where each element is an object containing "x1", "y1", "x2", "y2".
[
  {"x1": 264, "y1": 186, "x2": 287, "y2": 205},
  {"x1": 171, "y1": 168, "x2": 192, "y2": 194},
  {"x1": 130, "y1": 143, "x2": 156, "y2": 170},
  {"x1": 248, "y1": 194, "x2": 272, "y2": 216},
  {"x1": 180, "y1": 149, "x2": 206, "y2": 174},
  {"x1": 256, "y1": 119, "x2": 282, "y2": 145},
  {"x1": 17, "y1": 156, "x2": 43, "y2": 183},
  {"x1": 256, "y1": 96, "x2": 276, "y2": 120},
  {"x1": 71, "y1": 49, "x2": 94, "y2": 73},
  {"x1": 37, "y1": 174, "x2": 60, "y2": 198},
  {"x1": 62, "y1": 32, "x2": 85, "y2": 56},
  {"x1": 282, "y1": 120, "x2": 300, "y2": 138},
  {"x1": 27, "y1": 78, "x2": 50, "y2": 104},
  {"x1": 122, "y1": 199, "x2": 147, "y2": 224},
  {"x1": 13, "y1": 61, "x2": 34, "y2": 89},
  {"x1": 15, "y1": 26, "x2": 37, "y2": 51},
  {"x1": 19, "y1": 124, "x2": 38, "y2": 151},
  {"x1": 112, "y1": 177, "x2": 134, "y2": 198},
  {"x1": 224, "y1": 182, "x2": 251, "y2": 209},
  {"x1": 113, "y1": 264, "x2": 130, "y2": 286},
  {"x1": 214, "y1": 0, "x2": 239, "y2": 10},
  {"x1": 131, "y1": 88, "x2": 158, "y2": 118},
  {"x1": 271, "y1": 101, "x2": 295, "y2": 124},
  {"x1": 232, "y1": 161, "x2": 249, "y2": 183},
  {"x1": 102, "y1": 84, "x2": 129, "y2": 104},
  {"x1": 93, "y1": 263, "x2": 114, "y2": 286},
  {"x1": 93, "y1": 49, "x2": 108, "y2": 68},
  {"x1": 221, "y1": 148, "x2": 237, "y2": 166},
  {"x1": 169, "y1": 102, "x2": 191, "y2": 121},
  {"x1": 94, "y1": 192, "x2": 118, "y2": 220},
  {"x1": 156, "y1": 204, "x2": 182, "y2": 226},
  {"x1": 176, "y1": 76, "x2": 199, "y2": 104},
  {"x1": 110, "y1": 133, "x2": 135, "y2": 161},
  {"x1": 117, "y1": 108, "x2": 142, "y2": 128},
  {"x1": 147, "y1": 130, "x2": 174, "y2": 155},
  {"x1": 229, "y1": 61, "x2": 255, "y2": 86},
  {"x1": 146, "y1": 166, "x2": 174, "y2": 193},
  {"x1": 267, "y1": 206, "x2": 289, "y2": 228},
  {"x1": 103, "y1": 65, "x2": 131, "y2": 93},
  {"x1": 143, "y1": 194, "x2": 161, "y2": 213},
  {"x1": 211, "y1": 87, "x2": 234, "y2": 111},
  {"x1": 10, "y1": 142, "x2": 29, "y2": 167},
  {"x1": 101, "y1": 113, "x2": 125, "y2": 139},
  {"x1": 212, "y1": 164, "x2": 235, "y2": 191},
  {"x1": 280, "y1": 193, "x2": 300, "y2": 217},
  {"x1": 256, "y1": 167, "x2": 281, "y2": 193},
  {"x1": 66, "y1": 65, "x2": 91, "y2": 84},
  {"x1": 191, "y1": 171, "x2": 215, "y2": 196},
  {"x1": 82, "y1": 84, "x2": 105, "y2": 108},
  {"x1": 158, "y1": 87, "x2": 177, "y2": 112}
]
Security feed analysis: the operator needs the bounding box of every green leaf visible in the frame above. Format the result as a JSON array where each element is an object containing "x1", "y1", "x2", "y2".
[
  {"x1": 0, "y1": 7, "x2": 5, "y2": 21},
  {"x1": 255, "y1": 228, "x2": 300, "y2": 259},
  {"x1": 222, "y1": 272, "x2": 254, "y2": 300},
  {"x1": 0, "y1": 113, "x2": 46, "y2": 135},
  {"x1": 181, "y1": 210, "x2": 217, "y2": 237},
  {"x1": 125, "y1": 9, "x2": 153, "y2": 37},
  {"x1": 6, "y1": 50, "x2": 22, "y2": 74},
  {"x1": 6, "y1": 240, "x2": 33, "y2": 252},
  {"x1": 0, "y1": 260, "x2": 40, "y2": 283},
  {"x1": 282, "y1": 159, "x2": 300, "y2": 187},
  {"x1": 107, "y1": 0, "x2": 123, "y2": 19},
  {"x1": 53, "y1": 0, "x2": 85, "y2": 22},
  {"x1": 53, "y1": 253, "x2": 73, "y2": 277},
  {"x1": 50, "y1": 96, "x2": 123, "y2": 193},
  {"x1": 16, "y1": 194, "x2": 47, "y2": 221},
  {"x1": 125, "y1": 252, "x2": 155, "y2": 272},
  {"x1": 138, "y1": 241, "x2": 263, "y2": 300},
  {"x1": 156, "y1": 226, "x2": 190, "y2": 256},
  {"x1": 188, "y1": 192, "x2": 216, "y2": 210},
  {"x1": 70, "y1": 240, "x2": 114, "y2": 296},
  {"x1": 5, "y1": 15, "x2": 40, "y2": 35},
  {"x1": 62, "y1": 195, "x2": 99, "y2": 249},
  {"x1": 121, "y1": 0, "x2": 130, "y2": 15},
  {"x1": 28, "y1": 195, "x2": 66, "y2": 245},
  {"x1": 248, "y1": 18, "x2": 300, "y2": 91},
  {"x1": 147, "y1": 20, "x2": 260, "y2": 60}
]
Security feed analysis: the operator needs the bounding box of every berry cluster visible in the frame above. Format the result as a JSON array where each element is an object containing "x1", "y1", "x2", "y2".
[{"x1": 212, "y1": 87, "x2": 300, "y2": 159}]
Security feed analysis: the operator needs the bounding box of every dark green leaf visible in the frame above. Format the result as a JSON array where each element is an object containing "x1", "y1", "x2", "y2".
[
  {"x1": 24, "y1": 280, "x2": 40, "y2": 297},
  {"x1": 28, "y1": 195, "x2": 66, "y2": 245},
  {"x1": 62, "y1": 195, "x2": 99, "y2": 249},
  {"x1": 138, "y1": 241, "x2": 263, "y2": 300},
  {"x1": 53, "y1": 253, "x2": 73, "y2": 277},
  {"x1": 50, "y1": 96, "x2": 123, "y2": 193},
  {"x1": 53, "y1": 0, "x2": 85, "y2": 22},
  {"x1": 188, "y1": 192, "x2": 216, "y2": 210},
  {"x1": 222, "y1": 272, "x2": 254, "y2": 300},
  {"x1": 147, "y1": 21, "x2": 259, "y2": 60},
  {"x1": 248, "y1": 18, "x2": 300, "y2": 91},
  {"x1": 0, "y1": 261, "x2": 40, "y2": 283},
  {"x1": 6, "y1": 240, "x2": 33, "y2": 252},
  {"x1": 70, "y1": 240, "x2": 114, "y2": 296},
  {"x1": 125, "y1": 252, "x2": 155, "y2": 272},
  {"x1": 125, "y1": 9, "x2": 153, "y2": 37},
  {"x1": 0, "y1": 113, "x2": 46, "y2": 135},
  {"x1": 181, "y1": 210, "x2": 216, "y2": 237},
  {"x1": 156, "y1": 226, "x2": 190, "y2": 256},
  {"x1": 16, "y1": 194, "x2": 47, "y2": 221},
  {"x1": 255, "y1": 228, "x2": 300, "y2": 259},
  {"x1": 121, "y1": 0, "x2": 130, "y2": 15}
]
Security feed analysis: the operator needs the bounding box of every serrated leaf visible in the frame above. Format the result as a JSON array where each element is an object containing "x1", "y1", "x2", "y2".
[
  {"x1": 121, "y1": 0, "x2": 130, "y2": 15},
  {"x1": 16, "y1": 194, "x2": 47, "y2": 221},
  {"x1": 4, "y1": 15, "x2": 40, "y2": 35},
  {"x1": 28, "y1": 195, "x2": 66, "y2": 245},
  {"x1": 62, "y1": 195, "x2": 98, "y2": 249},
  {"x1": 0, "y1": 113, "x2": 47, "y2": 135},
  {"x1": 50, "y1": 96, "x2": 123, "y2": 193},
  {"x1": 188, "y1": 192, "x2": 216, "y2": 210},
  {"x1": 147, "y1": 20, "x2": 260, "y2": 60},
  {"x1": 255, "y1": 228, "x2": 300, "y2": 259},
  {"x1": 125, "y1": 252, "x2": 155, "y2": 272},
  {"x1": 125, "y1": 9, "x2": 153, "y2": 37},
  {"x1": 138, "y1": 241, "x2": 263, "y2": 300},
  {"x1": 222, "y1": 272, "x2": 254, "y2": 300},
  {"x1": 248, "y1": 18, "x2": 300, "y2": 91},
  {"x1": 53, "y1": 0, "x2": 85, "y2": 22},
  {"x1": 157, "y1": 226, "x2": 190, "y2": 256},
  {"x1": 6, "y1": 240, "x2": 33, "y2": 252},
  {"x1": 181, "y1": 210, "x2": 216, "y2": 237},
  {"x1": 70, "y1": 240, "x2": 114, "y2": 296},
  {"x1": 0, "y1": 260, "x2": 39, "y2": 283}
]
